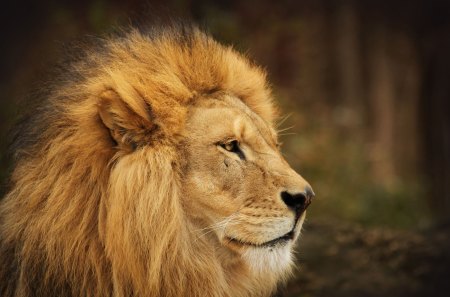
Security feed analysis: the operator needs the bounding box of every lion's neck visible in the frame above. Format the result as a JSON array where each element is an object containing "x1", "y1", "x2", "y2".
[{"x1": 170, "y1": 224, "x2": 280, "y2": 297}]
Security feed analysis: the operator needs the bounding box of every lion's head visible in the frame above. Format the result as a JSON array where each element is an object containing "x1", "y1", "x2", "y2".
[
  {"x1": 0, "y1": 25, "x2": 313, "y2": 297},
  {"x1": 182, "y1": 93, "x2": 313, "y2": 270}
]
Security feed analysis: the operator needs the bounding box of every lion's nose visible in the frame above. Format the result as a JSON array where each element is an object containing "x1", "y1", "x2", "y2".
[{"x1": 281, "y1": 186, "x2": 314, "y2": 214}]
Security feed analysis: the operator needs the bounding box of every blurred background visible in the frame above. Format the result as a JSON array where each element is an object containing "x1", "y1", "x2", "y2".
[{"x1": 0, "y1": 1, "x2": 449, "y2": 296}]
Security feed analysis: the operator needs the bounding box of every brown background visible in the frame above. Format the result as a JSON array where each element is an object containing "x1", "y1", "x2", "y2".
[{"x1": 0, "y1": 1, "x2": 449, "y2": 296}]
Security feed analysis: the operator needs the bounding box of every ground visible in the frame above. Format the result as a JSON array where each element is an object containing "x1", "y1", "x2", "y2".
[{"x1": 277, "y1": 219, "x2": 450, "y2": 297}]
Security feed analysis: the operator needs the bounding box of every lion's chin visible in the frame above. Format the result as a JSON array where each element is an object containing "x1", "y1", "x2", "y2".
[
  {"x1": 242, "y1": 242, "x2": 294, "y2": 276},
  {"x1": 221, "y1": 235, "x2": 294, "y2": 275},
  {"x1": 220, "y1": 213, "x2": 306, "y2": 275}
]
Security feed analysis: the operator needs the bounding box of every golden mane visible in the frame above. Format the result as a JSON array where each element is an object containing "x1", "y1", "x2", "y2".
[{"x1": 0, "y1": 26, "x2": 282, "y2": 297}]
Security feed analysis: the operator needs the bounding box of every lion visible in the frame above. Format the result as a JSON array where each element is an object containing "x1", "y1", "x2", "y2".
[{"x1": 0, "y1": 25, "x2": 314, "y2": 297}]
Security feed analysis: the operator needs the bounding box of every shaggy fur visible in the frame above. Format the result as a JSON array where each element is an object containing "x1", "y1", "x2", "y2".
[{"x1": 0, "y1": 25, "x2": 312, "y2": 297}]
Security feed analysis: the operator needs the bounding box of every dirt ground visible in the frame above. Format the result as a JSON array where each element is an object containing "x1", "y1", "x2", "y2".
[{"x1": 276, "y1": 219, "x2": 450, "y2": 297}]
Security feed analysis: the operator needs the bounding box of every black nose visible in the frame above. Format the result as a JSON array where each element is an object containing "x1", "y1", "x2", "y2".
[{"x1": 281, "y1": 187, "x2": 314, "y2": 213}]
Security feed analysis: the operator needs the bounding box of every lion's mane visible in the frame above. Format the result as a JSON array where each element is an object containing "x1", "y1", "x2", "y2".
[{"x1": 0, "y1": 26, "x2": 279, "y2": 297}]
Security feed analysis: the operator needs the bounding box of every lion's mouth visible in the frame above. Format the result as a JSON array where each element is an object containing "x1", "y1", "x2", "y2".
[{"x1": 225, "y1": 230, "x2": 295, "y2": 248}]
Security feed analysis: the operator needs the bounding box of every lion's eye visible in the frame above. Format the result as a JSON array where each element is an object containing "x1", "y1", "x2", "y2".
[
  {"x1": 222, "y1": 140, "x2": 237, "y2": 152},
  {"x1": 220, "y1": 140, "x2": 245, "y2": 160}
]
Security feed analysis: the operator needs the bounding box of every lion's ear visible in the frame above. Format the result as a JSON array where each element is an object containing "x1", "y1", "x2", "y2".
[{"x1": 98, "y1": 89, "x2": 155, "y2": 150}]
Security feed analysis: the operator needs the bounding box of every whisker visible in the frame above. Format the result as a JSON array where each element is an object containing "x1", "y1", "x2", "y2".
[
  {"x1": 193, "y1": 212, "x2": 241, "y2": 242},
  {"x1": 276, "y1": 125, "x2": 295, "y2": 134},
  {"x1": 278, "y1": 132, "x2": 297, "y2": 136},
  {"x1": 193, "y1": 219, "x2": 230, "y2": 232},
  {"x1": 275, "y1": 113, "x2": 292, "y2": 129},
  {"x1": 195, "y1": 220, "x2": 241, "y2": 242}
]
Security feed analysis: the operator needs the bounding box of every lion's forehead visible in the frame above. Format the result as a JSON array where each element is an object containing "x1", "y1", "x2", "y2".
[{"x1": 188, "y1": 95, "x2": 278, "y2": 147}]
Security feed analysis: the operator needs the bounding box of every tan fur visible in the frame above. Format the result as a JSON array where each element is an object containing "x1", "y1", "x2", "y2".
[{"x1": 0, "y1": 26, "x2": 312, "y2": 297}]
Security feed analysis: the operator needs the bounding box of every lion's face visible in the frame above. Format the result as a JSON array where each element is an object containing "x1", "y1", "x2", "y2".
[{"x1": 181, "y1": 94, "x2": 313, "y2": 273}]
